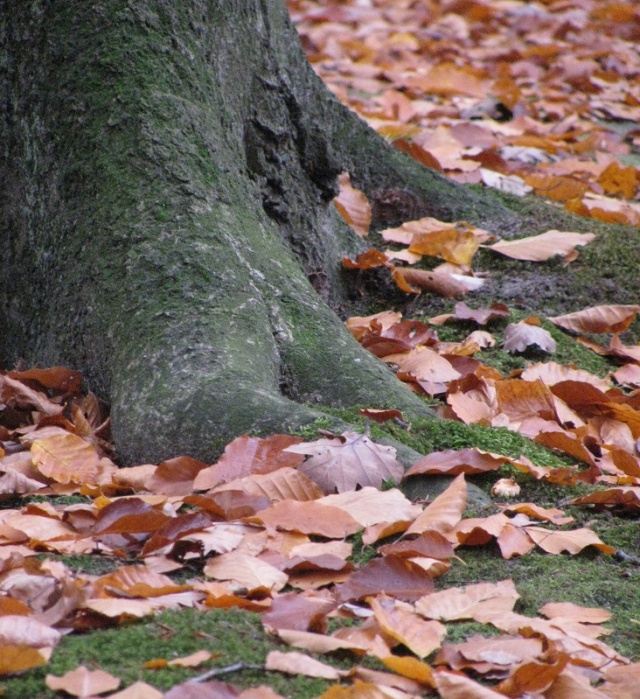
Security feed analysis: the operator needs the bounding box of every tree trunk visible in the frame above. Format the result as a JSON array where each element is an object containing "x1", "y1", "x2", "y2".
[{"x1": 0, "y1": 1, "x2": 636, "y2": 465}]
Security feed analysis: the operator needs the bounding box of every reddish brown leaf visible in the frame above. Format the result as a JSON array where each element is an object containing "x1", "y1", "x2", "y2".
[
  {"x1": 194, "y1": 435, "x2": 305, "y2": 491},
  {"x1": 146, "y1": 456, "x2": 209, "y2": 496},
  {"x1": 335, "y1": 556, "x2": 435, "y2": 603}
]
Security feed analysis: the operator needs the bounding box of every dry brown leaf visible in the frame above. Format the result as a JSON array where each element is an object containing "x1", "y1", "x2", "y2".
[
  {"x1": 333, "y1": 172, "x2": 372, "y2": 238},
  {"x1": 433, "y1": 668, "x2": 507, "y2": 698},
  {"x1": 213, "y1": 467, "x2": 324, "y2": 503},
  {"x1": 369, "y1": 594, "x2": 446, "y2": 658},
  {"x1": 319, "y1": 487, "x2": 420, "y2": 527},
  {"x1": 379, "y1": 656, "x2": 435, "y2": 686},
  {"x1": 524, "y1": 527, "x2": 616, "y2": 556},
  {"x1": 265, "y1": 650, "x2": 343, "y2": 679},
  {"x1": 486, "y1": 230, "x2": 594, "y2": 262},
  {"x1": 405, "y1": 473, "x2": 466, "y2": 536},
  {"x1": 0, "y1": 615, "x2": 61, "y2": 648},
  {"x1": 203, "y1": 551, "x2": 288, "y2": 593},
  {"x1": 31, "y1": 432, "x2": 102, "y2": 485},
  {"x1": 194, "y1": 434, "x2": 304, "y2": 491},
  {"x1": 502, "y1": 321, "x2": 556, "y2": 353},
  {"x1": 415, "y1": 579, "x2": 519, "y2": 622},
  {"x1": 45, "y1": 665, "x2": 121, "y2": 697},
  {"x1": 392, "y1": 266, "x2": 484, "y2": 297},
  {"x1": 247, "y1": 499, "x2": 361, "y2": 538},
  {"x1": 549, "y1": 305, "x2": 640, "y2": 335},
  {"x1": 0, "y1": 645, "x2": 48, "y2": 675},
  {"x1": 285, "y1": 431, "x2": 403, "y2": 493}
]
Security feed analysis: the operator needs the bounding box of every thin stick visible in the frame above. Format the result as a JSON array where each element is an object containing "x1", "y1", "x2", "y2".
[{"x1": 191, "y1": 662, "x2": 264, "y2": 683}]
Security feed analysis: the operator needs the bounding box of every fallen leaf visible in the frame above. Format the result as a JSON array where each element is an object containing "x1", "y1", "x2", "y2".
[
  {"x1": 285, "y1": 431, "x2": 403, "y2": 493},
  {"x1": 203, "y1": 551, "x2": 289, "y2": 593},
  {"x1": 31, "y1": 432, "x2": 101, "y2": 485},
  {"x1": 416, "y1": 580, "x2": 519, "y2": 621},
  {"x1": 334, "y1": 172, "x2": 372, "y2": 238},
  {"x1": 548, "y1": 305, "x2": 640, "y2": 334},
  {"x1": 433, "y1": 668, "x2": 507, "y2": 698},
  {"x1": 502, "y1": 321, "x2": 556, "y2": 353},
  {"x1": 265, "y1": 650, "x2": 342, "y2": 679},
  {"x1": 45, "y1": 665, "x2": 121, "y2": 697},
  {"x1": 486, "y1": 230, "x2": 594, "y2": 262}
]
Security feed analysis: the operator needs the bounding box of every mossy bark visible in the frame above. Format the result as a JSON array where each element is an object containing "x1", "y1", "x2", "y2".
[{"x1": 1, "y1": 1, "x2": 637, "y2": 464}]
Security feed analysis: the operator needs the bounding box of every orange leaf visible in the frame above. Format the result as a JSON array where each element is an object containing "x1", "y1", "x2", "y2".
[
  {"x1": 31, "y1": 432, "x2": 101, "y2": 485},
  {"x1": 597, "y1": 161, "x2": 638, "y2": 199},
  {"x1": 333, "y1": 172, "x2": 371, "y2": 238},
  {"x1": 0, "y1": 645, "x2": 48, "y2": 675},
  {"x1": 408, "y1": 227, "x2": 481, "y2": 265}
]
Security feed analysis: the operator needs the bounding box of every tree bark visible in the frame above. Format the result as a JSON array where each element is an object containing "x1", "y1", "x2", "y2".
[{"x1": 0, "y1": 1, "x2": 637, "y2": 465}]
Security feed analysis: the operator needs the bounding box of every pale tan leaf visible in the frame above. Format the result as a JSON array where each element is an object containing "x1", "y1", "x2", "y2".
[
  {"x1": 502, "y1": 321, "x2": 556, "y2": 353},
  {"x1": 276, "y1": 628, "x2": 368, "y2": 654},
  {"x1": 203, "y1": 551, "x2": 288, "y2": 592},
  {"x1": 434, "y1": 668, "x2": 507, "y2": 698},
  {"x1": 106, "y1": 681, "x2": 164, "y2": 699},
  {"x1": 539, "y1": 602, "x2": 612, "y2": 624},
  {"x1": 525, "y1": 527, "x2": 616, "y2": 555},
  {"x1": 31, "y1": 432, "x2": 101, "y2": 485},
  {"x1": 0, "y1": 615, "x2": 61, "y2": 648},
  {"x1": 319, "y1": 487, "x2": 421, "y2": 527},
  {"x1": 392, "y1": 267, "x2": 484, "y2": 297},
  {"x1": 265, "y1": 650, "x2": 342, "y2": 679},
  {"x1": 82, "y1": 598, "x2": 154, "y2": 619},
  {"x1": 45, "y1": 665, "x2": 121, "y2": 697},
  {"x1": 285, "y1": 431, "x2": 403, "y2": 493},
  {"x1": 416, "y1": 580, "x2": 519, "y2": 622},
  {"x1": 486, "y1": 230, "x2": 595, "y2": 261},
  {"x1": 549, "y1": 304, "x2": 640, "y2": 335}
]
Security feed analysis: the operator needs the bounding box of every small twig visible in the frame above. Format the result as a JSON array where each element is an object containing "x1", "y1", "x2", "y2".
[{"x1": 191, "y1": 662, "x2": 264, "y2": 683}]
